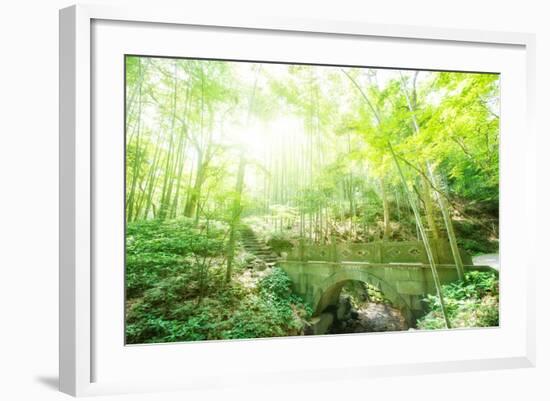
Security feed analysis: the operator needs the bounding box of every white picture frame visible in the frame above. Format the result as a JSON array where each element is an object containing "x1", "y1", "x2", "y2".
[{"x1": 59, "y1": 4, "x2": 536, "y2": 397}]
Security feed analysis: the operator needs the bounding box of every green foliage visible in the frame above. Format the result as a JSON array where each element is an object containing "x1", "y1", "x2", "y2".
[
  {"x1": 126, "y1": 234, "x2": 312, "y2": 344},
  {"x1": 266, "y1": 234, "x2": 294, "y2": 254},
  {"x1": 451, "y1": 200, "x2": 499, "y2": 255},
  {"x1": 127, "y1": 218, "x2": 224, "y2": 257},
  {"x1": 417, "y1": 271, "x2": 499, "y2": 330},
  {"x1": 125, "y1": 218, "x2": 226, "y2": 299},
  {"x1": 341, "y1": 281, "x2": 392, "y2": 309},
  {"x1": 241, "y1": 216, "x2": 296, "y2": 253},
  {"x1": 258, "y1": 266, "x2": 293, "y2": 298},
  {"x1": 124, "y1": 56, "x2": 501, "y2": 343},
  {"x1": 221, "y1": 268, "x2": 312, "y2": 339},
  {"x1": 126, "y1": 56, "x2": 499, "y2": 249}
]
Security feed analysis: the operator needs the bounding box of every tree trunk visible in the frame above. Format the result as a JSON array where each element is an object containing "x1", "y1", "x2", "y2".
[
  {"x1": 138, "y1": 130, "x2": 163, "y2": 220},
  {"x1": 169, "y1": 134, "x2": 188, "y2": 219},
  {"x1": 427, "y1": 166, "x2": 465, "y2": 280},
  {"x1": 184, "y1": 149, "x2": 208, "y2": 220},
  {"x1": 380, "y1": 177, "x2": 391, "y2": 241},
  {"x1": 399, "y1": 71, "x2": 464, "y2": 279},
  {"x1": 389, "y1": 142, "x2": 451, "y2": 328},
  {"x1": 157, "y1": 61, "x2": 180, "y2": 220},
  {"x1": 126, "y1": 59, "x2": 144, "y2": 222},
  {"x1": 225, "y1": 150, "x2": 246, "y2": 283},
  {"x1": 422, "y1": 175, "x2": 440, "y2": 240}
]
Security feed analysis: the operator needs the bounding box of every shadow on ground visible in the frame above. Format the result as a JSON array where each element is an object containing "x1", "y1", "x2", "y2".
[{"x1": 35, "y1": 376, "x2": 58, "y2": 391}]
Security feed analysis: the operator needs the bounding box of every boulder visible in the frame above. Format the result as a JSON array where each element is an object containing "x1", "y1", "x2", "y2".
[{"x1": 336, "y1": 296, "x2": 353, "y2": 321}]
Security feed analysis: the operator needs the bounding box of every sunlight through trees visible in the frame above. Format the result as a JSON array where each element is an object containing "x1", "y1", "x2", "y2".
[{"x1": 124, "y1": 56, "x2": 500, "y2": 343}]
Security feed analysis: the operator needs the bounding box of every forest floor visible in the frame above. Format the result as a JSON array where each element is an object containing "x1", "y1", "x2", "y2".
[
  {"x1": 329, "y1": 302, "x2": 409, "y2": 334},
  {"x1": 124, "y1": 217, "x2": 500, "y2": 343}
]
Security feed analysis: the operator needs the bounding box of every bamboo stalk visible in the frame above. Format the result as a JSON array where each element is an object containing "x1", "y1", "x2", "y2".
[
  {"x1": 399, "y1": 72, "x2": 465, "y2": 280},
  {"x1": 427, "y1": 166, "x2": 465, "y2": 280},
  {"x1": 389, "y1": 142, "x2": 451, "y2": 329}
]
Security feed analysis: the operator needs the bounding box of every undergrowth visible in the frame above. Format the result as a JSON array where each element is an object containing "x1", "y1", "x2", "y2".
[
  {"x1": 125, "y1": 218, "x2": 311, "y2": 344},
  {"x1": 416, "y1": 270, "x2": 499, "y2": 330}
]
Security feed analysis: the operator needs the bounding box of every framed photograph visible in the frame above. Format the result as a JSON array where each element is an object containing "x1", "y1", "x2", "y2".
[{"x1": 59, "y1": 4, "x2": 536, "y2": 396}]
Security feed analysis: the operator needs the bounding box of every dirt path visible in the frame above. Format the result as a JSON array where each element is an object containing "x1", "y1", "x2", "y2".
[{"x1": 473, "y1": 253, "x2": 499, "y2": 270}]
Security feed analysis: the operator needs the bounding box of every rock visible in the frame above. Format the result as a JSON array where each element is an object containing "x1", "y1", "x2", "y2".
[
  {"x1": 336, "y1": 296, "x2": 352, "y2": 321},
  {"x1": 305, "y1": 312, "x2": 334, "y2": 335},
  {"x1": 248, "y1": 257, "x2": 267, "y2": 271},
  {"x1": 329, "y1": 302, "x2": 408, "y2": 334}
]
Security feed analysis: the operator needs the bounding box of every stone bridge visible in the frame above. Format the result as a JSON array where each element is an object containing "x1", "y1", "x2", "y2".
[{"x1": 279, "y1": 239, "x2": 494, "y2": 326}]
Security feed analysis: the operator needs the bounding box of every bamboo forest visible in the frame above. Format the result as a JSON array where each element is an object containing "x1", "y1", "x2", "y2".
[{"x1": 125, "y1": 56, "x2": 500, "y2": 344}]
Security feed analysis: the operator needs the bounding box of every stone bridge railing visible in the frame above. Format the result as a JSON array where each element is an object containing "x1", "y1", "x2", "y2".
[{"x1": 285, "y1": 239, "x2": 472, "y2": 266}]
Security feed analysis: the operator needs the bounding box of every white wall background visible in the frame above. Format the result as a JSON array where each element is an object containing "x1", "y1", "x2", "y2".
[{"x1": 0, "y1": 0, "x2": 547, "y2": 399}]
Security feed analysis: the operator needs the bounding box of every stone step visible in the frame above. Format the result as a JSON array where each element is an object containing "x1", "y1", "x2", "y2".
[
  {"x1": 249, "y1": 254, "x2": 277, "y2": 260},
  {"x1": 238, "y1": 225, "x2": 279, "y2": 265},
  {"x1": 249, "y1": 253, "x2": 277, "y2": 259},
  {"x1": 243, "y1": 246, "x2": 271, "y2": 251},
  {"x1": 246, "y1": 245, "x2": 273, "y2": 249}
]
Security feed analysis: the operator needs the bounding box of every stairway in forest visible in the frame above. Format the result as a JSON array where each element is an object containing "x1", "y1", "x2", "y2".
[{"x1": 238, "y1": 225, "x2": 279, "y2": 269}]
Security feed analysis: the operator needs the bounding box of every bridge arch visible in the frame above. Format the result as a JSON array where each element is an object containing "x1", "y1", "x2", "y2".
[{"x1": 311, "y1": 270, "x2": 414, "y2": 324}]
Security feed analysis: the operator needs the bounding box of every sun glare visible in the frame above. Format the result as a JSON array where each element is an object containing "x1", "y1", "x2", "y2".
[{"x1": 124, "y1": 55, "x2": 500, "y2": 345}]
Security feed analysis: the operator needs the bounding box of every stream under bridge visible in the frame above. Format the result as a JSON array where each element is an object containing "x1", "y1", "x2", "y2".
[{"x1": 278, "y1": 239, "x2": 495, "y2": 327}]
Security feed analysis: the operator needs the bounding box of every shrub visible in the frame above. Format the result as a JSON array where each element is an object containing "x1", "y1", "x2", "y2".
[
  {"x1": 266, "y1": 233, "x2": 294, "y2": 254},
  {"x1": 125, "y1": 218, "x2": 312, "y2": 344},
  {"x1": 417, "y1": 270, "x2": 499, "y2": 330},
  {"x1": 125, "y1": 265, "x2": 312, "y2": 344},
  {"x1": 454, "y1": 220, "x2": 499, "y2": 255},
  {"x1": 222, "y1": 268, "x2": 312, "y2": 339},
  {"x1": 125, "y1": 218, "x2": 225, "y2": 299}
]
